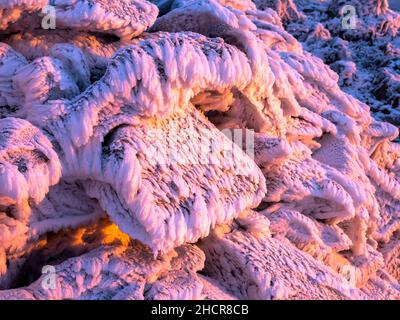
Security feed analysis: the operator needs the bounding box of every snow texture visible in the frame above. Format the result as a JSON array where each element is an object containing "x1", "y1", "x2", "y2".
[{"x1": 0, "y1": 0, "x2": 399, "y2": 300}]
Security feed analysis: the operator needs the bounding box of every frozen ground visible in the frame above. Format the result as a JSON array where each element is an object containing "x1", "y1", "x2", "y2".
[{"x1": 390, "y1": 0, "x2": 400, "y2": 11}]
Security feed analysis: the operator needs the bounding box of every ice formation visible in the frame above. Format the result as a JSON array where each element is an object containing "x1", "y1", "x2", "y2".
[
  {"x1": 268, "y1": 0, "x2": 400, "y2": 126},
  {"x1": 0, "y1": 0, "x2": 399, "y2": 299}
]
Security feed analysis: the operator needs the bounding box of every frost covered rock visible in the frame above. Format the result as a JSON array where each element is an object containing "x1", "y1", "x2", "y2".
[
  {"x1": 253, "y1": 0, "x2": 304, "y2": 22},
  {"x1": 0, "y1": 0, "x2": 159, "y2": 39},
  {"x1": 150, "y1": 0, "x2": 400, "y2": 291},
  {"x1": 0, "y1": 0, "x2": 399, "y2": 300},
  {"x1": 0, "y1": 118, "x2": 61, "y2": 223},
  {"x1": 199, "y1": 225, "x2": 361, "y2": 299},
  {"x1": 0, "y1": 43, "x2": 27, "y2": 115},
  {"x1": 272, "y1": 0, "x2": 400, "y2": 126},
  {"x1": 12, "y1": 31, "x2": 266, "y2": 254},
  {"x1": 0, "y1": 240, "x2": 232, "y2": 300},
  {"x1": 0, "y1": 0, "x2": 47, "y2": 32}
]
